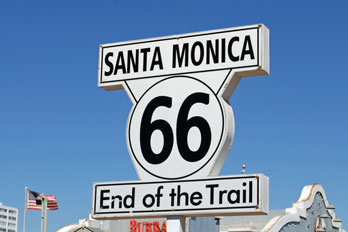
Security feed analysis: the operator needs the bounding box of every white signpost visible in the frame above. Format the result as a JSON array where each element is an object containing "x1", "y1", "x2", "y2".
[{"x1": 93, "y1": 24, "x2": 270, "y2": 231}]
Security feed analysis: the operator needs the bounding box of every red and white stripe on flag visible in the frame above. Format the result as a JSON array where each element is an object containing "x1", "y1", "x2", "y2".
[{"x1": 27, "y1": 189, "x2": 58, "y2": 211}]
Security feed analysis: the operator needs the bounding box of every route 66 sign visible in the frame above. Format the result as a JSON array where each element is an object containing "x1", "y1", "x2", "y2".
[{"x1": 98, "y1": 24, "x2": 269, "y2": 181}]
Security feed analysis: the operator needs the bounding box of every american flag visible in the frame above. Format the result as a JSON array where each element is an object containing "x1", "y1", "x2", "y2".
[{"x1": 27, "y1": 189, "x2": 58, "y2": 211}]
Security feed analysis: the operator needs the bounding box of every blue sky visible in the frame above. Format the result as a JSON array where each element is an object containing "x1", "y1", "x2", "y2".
[{"x1": 1, "y1": 0, "x2": 347, "y2": 231}]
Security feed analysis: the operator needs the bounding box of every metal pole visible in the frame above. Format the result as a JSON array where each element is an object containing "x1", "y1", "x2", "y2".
[
  {"x1": 23, "y1": 187, "x2": 28, "y2": 232},
  {"x1": 44, "y1": 197, "x2": 48, "y2": 232},
  {"x1": 40, "y1": 198, "x2": 45, "y2": 232}
]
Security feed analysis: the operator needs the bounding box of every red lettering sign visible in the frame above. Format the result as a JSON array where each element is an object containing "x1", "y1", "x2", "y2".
[{"x1": 129, "y1": 220, "x2": 167, "y2": 232}]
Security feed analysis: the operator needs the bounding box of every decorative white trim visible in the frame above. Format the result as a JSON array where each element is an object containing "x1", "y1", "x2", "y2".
[{"x1": 261, "y1": 184, "x2": 345, "y2": 232}]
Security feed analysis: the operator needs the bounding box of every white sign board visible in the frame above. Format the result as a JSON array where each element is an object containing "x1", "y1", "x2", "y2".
[
  {"x1": 98, "y1": 24, "x2": 269, "y2": 181},
  {"x1": 99, "y1": 25, "x2": 268, "y2": 90},
  {"x1": 92, "y1": 174, "x2": 269, "y2": 219}
]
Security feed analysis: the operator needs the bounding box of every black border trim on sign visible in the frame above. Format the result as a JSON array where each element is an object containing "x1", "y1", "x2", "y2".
[
  {"x1": 124, "y1": 81, "x2": 138, "y2": 104},
  {"x1": 127, "y1": 75, "x2": 225, "y2": 180},
  {"x1": 100, "y1": 27, "x2": 260, "y2": 85},
  {"x1": 93, "y1": 175, "x2": 260, "y2": 215},
  {"x1": 95, "y1": 206, "x2": 257, "y2": 215}
]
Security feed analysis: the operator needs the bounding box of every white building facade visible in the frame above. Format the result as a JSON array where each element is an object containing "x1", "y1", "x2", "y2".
[{"x1": 0, "y1": 202, "x2": 18, "y2": 232}]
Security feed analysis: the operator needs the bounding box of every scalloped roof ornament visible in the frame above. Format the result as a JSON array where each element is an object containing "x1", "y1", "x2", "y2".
[{"x1": 261, "y1": 184, "x2": 346, "y2": 232}]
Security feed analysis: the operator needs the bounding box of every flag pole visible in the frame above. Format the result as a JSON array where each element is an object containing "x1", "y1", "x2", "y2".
[
  {"x1": 44, "y1": 196, "x2": 48, "y2": 232},
  {"x1": 40, "y1": 197, "x2": 44, "y2": 232},
  {"x1": 23, "y1": 187, "x2": 28, "y2": 232}
]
